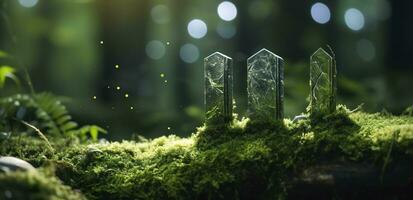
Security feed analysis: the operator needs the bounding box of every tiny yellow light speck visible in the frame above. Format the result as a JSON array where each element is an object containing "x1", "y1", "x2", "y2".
[
  {"x1": 130, "y1": 106, "x2": 134, "y2": 110},
  {"x1": 93, "y1": 96, "x2": 97, "y2": 100},
  {"x1": 116, "y1": 86, "x2": 121, "y2": 90},
  {"x1": 167, "y1": 127, "x2": 171, "y2": 130},
  {"x1": 166, "y1": 42, "x2": 170, "y2": 45},
  {"x1": 100, "y1": 41, "x2": 104, "y2": 44},
  {"x1": 160, "y1": 73, "x2": 165, "y2": 78},
  {"x1": 115, "y1": 64, "x2": 119, "y2": 69},
  {"x1": 164, "y1": 80, "x2": 168, "y2": 83},
  {"x1": 125, "y1": 93, "x2": 129, "y2": 98}
]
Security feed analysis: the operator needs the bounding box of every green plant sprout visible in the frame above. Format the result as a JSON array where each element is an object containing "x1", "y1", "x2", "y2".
[{"x1": 0, "y1": 65, "x2": 20, "y2": 88}]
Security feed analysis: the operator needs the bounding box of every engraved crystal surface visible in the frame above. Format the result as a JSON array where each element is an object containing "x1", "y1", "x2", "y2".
[
  {"x1": 309, "y1": 48, "x2": 336, "y2": 114},
  {"x1": 247, "y1": 48, "x2": 284, "y2": 120},
  {"x1": 204, "y1": 52, "x2": 233, "y2": 123}
]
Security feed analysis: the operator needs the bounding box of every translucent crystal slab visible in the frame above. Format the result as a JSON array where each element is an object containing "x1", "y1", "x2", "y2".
[
  {"x1": 247, "y1": 48, "x2": 284, "y2": 120},
  {"x1": 204, "y1": 52, "x2": 233, "y2": 124},
  {"x1": 309, "y1": 48, "x2": 336, "y2": 114}
]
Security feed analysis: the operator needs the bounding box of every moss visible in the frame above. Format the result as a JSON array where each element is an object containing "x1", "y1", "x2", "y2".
[
  {"x1": 0, "y1": 134, "x2": 80, "y2": 167},
  {"x1": 0, "y1": 170, "x2": 86, "y2": 200},
  {"x1": 1, "y1": 106, "x2": 413, "y2": 199}
]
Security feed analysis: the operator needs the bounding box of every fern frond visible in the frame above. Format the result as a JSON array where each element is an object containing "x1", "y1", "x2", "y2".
[
  {"x1": 32, "y1": 93, "x2": 78, "y2": 136},
  {"x1": 0, "y1": 92, "x2": 107, "y2": 140}
]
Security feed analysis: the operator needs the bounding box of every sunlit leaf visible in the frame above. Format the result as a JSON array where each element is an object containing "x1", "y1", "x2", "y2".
[
  {"x1": 79, "y1": 125, "x2": 107, "y2": 141},
  {"x1": 0, "y1": 65, "x2": 20, "y2": 88}
]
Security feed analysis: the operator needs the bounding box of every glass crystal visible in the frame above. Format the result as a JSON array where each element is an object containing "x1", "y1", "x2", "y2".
[
  {"x1": 204, "y1": 52, "x2": 233, "y2": 124},
  {"x1": 247, "y1": 48, "x2": 284, "y2": 120},
  {"x1": 309, "y1": 48, "x2": 337, "y2": 114}
]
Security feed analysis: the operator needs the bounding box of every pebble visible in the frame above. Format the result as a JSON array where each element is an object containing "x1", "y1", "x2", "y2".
[
  {"x1": 293, "y1": 114, "x2": 308, "y2": 123},
  {"x1": 87, "y1": 147, "x2": 103, "y2": 159},
  {"x1": 0, "y1": 157, "x2": 35, "y2": 173},
  {"x1": 87, "y1": 147, "x2": 103, "y2": 154}
]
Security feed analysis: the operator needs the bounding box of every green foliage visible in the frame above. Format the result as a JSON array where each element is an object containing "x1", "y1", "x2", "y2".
[
  {"x1": 0, "y1": 52, "x2": 105, "y2": 141},
  {"x1": 0, "y1": 93, "x2": 106, "y2": 140},
  {"x1": 34, "y1": 93, "x2": 78, "y2": 136},
  {"x1": 0, "y1": 65, "x2": 20, "y2": 88},
  {"x1": 77, "y1": 125, "x2": 108, "y2": 141}
]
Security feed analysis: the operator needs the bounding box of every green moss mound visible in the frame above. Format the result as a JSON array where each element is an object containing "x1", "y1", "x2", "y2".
[
  {"x1": 1, "y1": 107, "x2": 413, "y2": 199},
  {"x1": 0, "y1": 170, "x2": 86, "y2": 200}
]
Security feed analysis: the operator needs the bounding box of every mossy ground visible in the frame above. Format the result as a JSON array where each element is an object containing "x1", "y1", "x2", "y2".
[
  {"x1": 1, "y1": 106, "x2": 413, "y2": 199},
  {"x1": 0, "y1": 170, "x2": 86, "y2": 200}
]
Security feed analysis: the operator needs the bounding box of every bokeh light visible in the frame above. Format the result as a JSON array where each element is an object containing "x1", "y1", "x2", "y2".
[
  {"x1": 151, "y1": 5, "x2": 170, "y2": 24},
  {"x1": 344, "y1": 8, "x2": 365, "y2": 31},
  {"x1": 217, "y1": 1, "x2": 237, "y2": 21},
  {"x1": 187, "y1": 19, "x2": 207, "y2": 39},
  {"x1": 145, "y1": 40, "x2": 166, "y2": 60},
  {"x1": 310, "y1": 2, "x2": 331, "y2": 24},
  {"x1": 216, "y1": 22, "x2": 236, "y2": 39},
  {"x1": 18, "y1": 0, "x2": 38, "y2": 8},
  {"x1": 180, "y1": 43, "x2": 199, "y2": 63},
  {"x1": 356, "y1": 39, "x2": 376, "y2": 61}
]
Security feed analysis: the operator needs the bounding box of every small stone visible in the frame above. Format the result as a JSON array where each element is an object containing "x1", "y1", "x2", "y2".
[
  {"x1": 0, "y1": 157, "x2": 35, "y2": 173},
  {"x1": 293, "y1": 114, "x2": 307, "y2": 123},
  {"x1": 87, "y1": 147, "x2": 103, "y2": 160},
  {"x1": 87, "y1": 147, "x2": 103, "y2": 154},
  {"x1": 98, "y1": 138, "x2": 109, "y2": 144}
]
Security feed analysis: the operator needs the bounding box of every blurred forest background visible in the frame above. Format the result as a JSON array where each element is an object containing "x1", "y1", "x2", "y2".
[{"x1": 0, "y1": 0, "x2": 412, "y2": 140}]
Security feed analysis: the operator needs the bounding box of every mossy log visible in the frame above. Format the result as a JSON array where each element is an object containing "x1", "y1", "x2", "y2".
[{"x1": 1, "y1": 106, "x2": 413, "y2": 199}]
